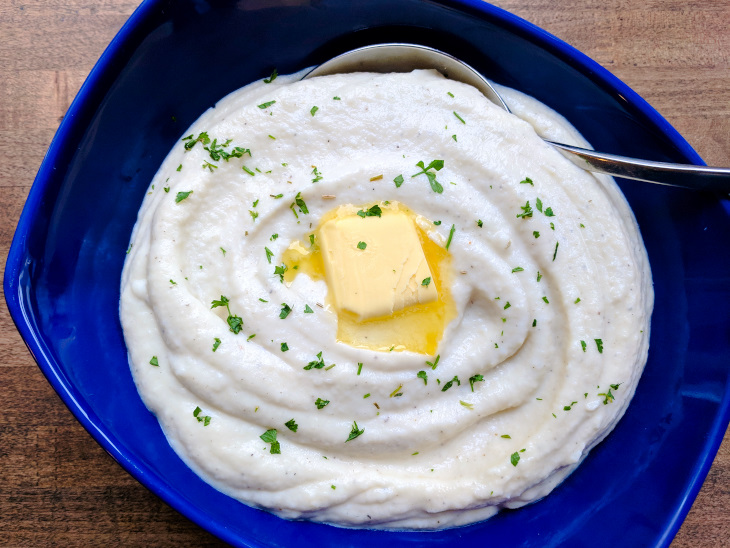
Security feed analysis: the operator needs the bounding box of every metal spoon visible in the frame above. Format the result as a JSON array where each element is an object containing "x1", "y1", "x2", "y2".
[{"x1": 303, "y1": 43, "x2": 730, "y2": 193}]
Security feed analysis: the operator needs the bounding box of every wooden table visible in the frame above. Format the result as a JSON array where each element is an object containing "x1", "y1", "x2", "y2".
[{"x1": 1, "y1": 1, "x2": 727, "y2": 546}]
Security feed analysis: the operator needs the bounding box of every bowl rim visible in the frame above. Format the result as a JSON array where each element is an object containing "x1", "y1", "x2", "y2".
[{"x1": 4, "y1": 1, "x2": 728, "y2": 546}]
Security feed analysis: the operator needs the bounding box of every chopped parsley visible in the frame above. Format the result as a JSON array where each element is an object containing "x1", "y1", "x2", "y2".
[
  {"x1": 446, "y1": 224, "x2": 456, "y2": 250},
  {"x1": 421, "y1": 277, "x2": 432, "y2": 287},
  {"x1": 542, "y1": 296, "x2": 550, "y2": 304},
  {"x1": 176, "y1": 164, "x2": 182, "y2": 172},
  {"x1": 263, "y1": 68, "x2": 278, "y2": 83},
  {"x1": 284, "y1": 419, "x2": 298, "y2": 432},
  {"x1": 182, "y1": 131, "x2": 210, "y2": 150},
  {"x1": 394, "y1": 174, "x2": 404, "y2": 187},
  {"x1": 389, "y1": 385, "x2": 403, "y2": 398},
  {"x1": 469, "y1": 374, "x2": 484, "y2": 392},
  {"x1": 149, "y1": 356, "x2": 159, "y2": 367},
  {"x1": 210, "y1": 295, "x2": 243, "y2": 334},
  {"x1": 274, "y1": 264, "x2": 288, "y2": 283},
  {"x1": 289, "y1": 192, "x2": 308, "y2": 217},
  {"x1": 533, "y1": 231, "x2": 540, "y2": 238},
  {"x1": 580, "y1": 340, "x2": 587, "y2": 352},
  {"x1": 304, "y1": 304, "x2": 314, "y2": 313},
  {"x1": 532, "y1": 319, "x2": 537, "y2": 327},
  {"x1": 333, "y1": 96, "x2": 341, "y2": 100},
  {"x1": 311, "y1": 166, "x2": 323, "y2": 183},
  {"x1": 426, "y1": 354, "x2": 440, "y2": 370},
  {"x1": 545, "y1": 207, "x2": 555, "y2": 217},
  {"x1": 553, "y1": 241, "x2": 559, "y2": 261},
  {"x1": 280, "y1": 342, "x2": 289, "y2": 352},
  {"x1": 441, "y1": 375, "x2": 461, "y2": 392},
  {"x1": 370, "y1": 174, "x2": 383, "y2": 182},
  {"x1": 434, "y1": 220, "x2": 442, "y2": 226},
  {"x1": 193, "y1": 406, "x2": 211, "y2": 426},
  {"x1": 279, "y1": 303, "x2": 292, "y2": 319},
  {"x1": 357, "y1": 362, "x2": 363, "y2": 375},
  {"x1": 536, "y1": 197, "x2": 543, "y2": 213},
  {"x1": 520, "y1": 177, "x2": 534, "y2": 186},
  {"x1": 503, "y1": 302, "x2": 511, "y2": 310},
  {"x1": 260, "y1": 428, "x2": 280, "y2": 454},
  {"x1": 460, "y1": 400, "x2": 474, "y2": 410},
  {"x1": 257, "y1": 100, "x2": 276, "y2": 109},
  {"x1": 310, "y1": 106, "x2": 319, "y2": 116},
  {"x1": 270, "y1": 233, "x2": 279, "y2": 241},
  {"x1": 357, "y1": 204, "x2": 382, "y2": 218},
  {"x1": 265, "y1": 247, "x2": 274, "y2": 264},
  {"x1": 453, "y1": 111, "x2": 466, "y2": 124},
  {"x1": 304, "y1": 351, "x2": 326, "y2": 370},
  {"x1": 212, "y1": 338, "x2": 221, "y2": 352},
  {"x1": 563, "y1": 401, "x2": 578, "y2": 411},
  {"x1": 516, "y1": 200, "x2": 533, "y2": 219},
  {"x1": 315, "y1": 398, "x2": 329, "y2": 409},
  {"x1": 537, "y1": 271, "x2": 543, "y2": 282},
  {"x1": 346, "y1": 421, "x2": 364, "y2": 442},
  {"x1": 357, "y1": 241, "x2": 367, "y2": 250},
  {"x1": 242, "y1": 165, "x2": 255, "y2": 176},
  {"x1": 417, "y1": 370, "x2": 428, "y2": 385},
  {"x1": 511, "y1": 452, "x2": 520, "y2": 466},
  {"x1": 175, "y1": 190, "x2": 193, "y2": 203},
  {"x1": 477, "y1": 219, "x2": 483, "y2": 228},
  {"x1": 411, "y1": 159, "x2": 444, "y2": 193},
  {"x1": 511, "y1": 267, "x2": 524, "y2": 273},
  {"x1": 595, "y1": 339, "x2": 604, "y2": 353},
  {"x1": 501, "y1": 434, "x2": 511, "y2": 439}
]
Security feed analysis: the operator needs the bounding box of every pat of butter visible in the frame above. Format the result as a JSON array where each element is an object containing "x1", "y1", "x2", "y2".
[{"x1": 319, "y1": 210, "x2": 438, "y2": 320}]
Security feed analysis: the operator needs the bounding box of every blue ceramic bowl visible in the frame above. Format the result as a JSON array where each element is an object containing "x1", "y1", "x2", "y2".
[{"x1": 5, "y1": 1, "x2": 730, "y2": 546}]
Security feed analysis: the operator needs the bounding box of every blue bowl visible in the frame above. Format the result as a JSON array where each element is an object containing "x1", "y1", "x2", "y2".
[{"x1": 5, "y1": 1, "x2": 730, "y2": 546}]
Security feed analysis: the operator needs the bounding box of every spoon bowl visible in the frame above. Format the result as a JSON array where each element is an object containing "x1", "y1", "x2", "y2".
[{"x1": 305, "y1": 43, "x2": 730, "y2": 192}]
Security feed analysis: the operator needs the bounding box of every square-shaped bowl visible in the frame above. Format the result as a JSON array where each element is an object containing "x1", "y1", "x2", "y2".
[{"x1": 5, "y1": 1, "x2": 730, "y2": 546}]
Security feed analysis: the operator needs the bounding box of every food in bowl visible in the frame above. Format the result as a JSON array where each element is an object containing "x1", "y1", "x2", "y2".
[{"x1": 119, "y1": 69, "x2": 652, "y2": 529}]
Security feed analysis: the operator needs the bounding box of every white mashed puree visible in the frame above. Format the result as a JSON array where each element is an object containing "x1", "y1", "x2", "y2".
[{"x1": 120, "y1": 69, "x2": 653, "y2": 529}]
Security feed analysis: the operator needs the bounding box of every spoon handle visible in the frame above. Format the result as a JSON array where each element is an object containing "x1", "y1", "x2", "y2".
[{"x1": 548, "y1": 141, "x2": 730, "y2": 193}]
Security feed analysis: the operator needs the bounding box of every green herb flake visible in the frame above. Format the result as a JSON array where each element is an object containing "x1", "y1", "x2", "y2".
[
  {"x1": 452, "y1": 134, "x2": 457, "y2": 142},
  {"x1": 242, "y1": 165, "x2": 255, "y2": 176},
  {"x1": 469, "y1": 374, "x2": 484, "y2": 392},
  {"x1": 175, "y1": 190, "x2": 193, "y2": 203},
  {"x1": 503, "y1": 302, "x2": 511, "y2": 310},
  {"x1": 421, "y1": 277, "x2": 432, "y2": 287},
  {"x1": 311, "y1": 166, "x2": 323, "y2": 183},
  {"x1": 259, "y1": 428, "x2": 280, "y2": 454},
  {"x1": 263, "y1": 68, "x2": 278, "y2": 83},
  {"x1": 411, "y1": 159, "x2": 445, "y2": 193},
  {"x1": 357, "y1": 241, "x2": 367, "y2": 250},
  {"x1": 595, "y1": 339, "x2": 604, "y2": 353},
  {"x1": 314, "y1": 398, "x2": 329, "y2": 409},
  {"x1": 544, "y1": 207, "x2": 555, "y2": 217},
  {"x1": 536, "y1": 197, "x2": 543, "y2": 213},
  {"x1": 511, "y1": 267, "x2": 524, "y2": 273},
  {"x1": 446, "y1": 224, "x2": 456, "y2": 250},
  {"x1": 304, "y1": 351, "x2": 326, "y2": 370},
  {"x1": 511, "y1": 452, "x2": 520, "y2": 466},
  {"x1": 453, "y1": 111, "x2": 466, "y2": 124},
  {"x1": 274, "y1": 264, "x2": 288, "y2": 283},
  {"x1": 552, "y1": 241, "x2": 559, "y2": 261},
  {"x1": 434, "y1": 220, "x2": 442, "y2": 226},
  {"x1": 460, "y1": 400, "x2": 474, "y2": 410},
  {"x1": 389, "y1": 385, "x2": 403, "y2": 398},
  {"x1": 310, "y1": 105, "x2": 319, "y2": 116},
  {"x1": 542, "y1": 296, "x2": 550, "y2": 304},
  {"x1": 426, "y1": 354, "x2": 440, "y2": 370},
  {"x1": 149, "y1": 356, "x2": 159, "y2": 367},
  {"x1": 533, "y1": 231, "x2": 540, "y2": 238},
  {"x1": 258, "y1": 100, "x2": 276, "y2": 109},
  {"x1": 441, "y1": 375, "x2": 461, "y2": 392},
  {"x1": 537, "y1": 271, "x2": 543, "y2": 282},
  {"x1": 520, "y1": 177, "x2": 533, "y2": 186},
  {"x1": 281, "y1": 342, "x2": 289, "y2": 352},
  {"x1": 370, "y1": 174, "x2": 383, "y2": 181},
  {"x1": 212, "y1": 338, "x2": 221, "y2": 352},
  {"x1": 580, "y1": 340, "x2": 587, "y2": 352},
  {"x1": 284, "y1": 419, "x2": 298, "y2": 432},
  {"x1": 357, "y1": 362, "x2": 363, "y2": 375},
  {"x1": 501, "y1": 434, "x2": 511, "y2": 439},
  {"x1": 394, "y1": 174, "x2": 404, "y2": 187},
  {"x1": 193, "y1": 406, "x2": 212, "y2": 426},
  {"x1": 447, "y1": 91, "x2": 454, "y2": 98},
  {"x1": 516, "y1": 200, "x2": 533, "y2": 219},
  {"x1": 574, "y1": 297, "x2": 581, "y2": 304},
  {"x1": 265, "y1": 247, "x2": 274, "y2": 264},
  {"x1": 532, "y1": 319, "x2": 537, "y2": 327},
  {"x1": 279, "y1": 303, "x2": 292, "y2": 319},
  {"x1": 346, "y1": 421, "x2": 364, "y2": 442},
  {"x1": 333, "y1": 96, "x2": 341, "y2": 100},
  {"x1": 477, "y1": 219, "x2": 483, "y2": 228},
  {"x1": 356, "y1": 204, "x2": 382, "y2": 218},
  {"x1": 417, "y1": 370, "x2": 428, "y2": 385}
]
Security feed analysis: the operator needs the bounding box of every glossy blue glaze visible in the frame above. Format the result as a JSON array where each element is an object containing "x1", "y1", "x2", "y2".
[{"x1": 5, "y1": 1, "x2": 730, "y2": 546}]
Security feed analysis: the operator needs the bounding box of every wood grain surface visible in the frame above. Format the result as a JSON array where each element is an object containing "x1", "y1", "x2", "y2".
[{"x1": 1, "y1": 1, "x2": 728, "y2": 546}]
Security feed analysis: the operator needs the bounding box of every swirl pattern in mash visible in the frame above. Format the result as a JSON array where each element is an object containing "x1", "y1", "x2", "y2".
[{"x1": 120, "y1": 70, "x2": 652, "y2": 529}]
